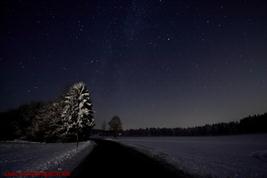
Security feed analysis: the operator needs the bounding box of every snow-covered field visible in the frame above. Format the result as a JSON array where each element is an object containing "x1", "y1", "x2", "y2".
[
  {"x1": 118, "y1": 134, "x2": 267, "y2": 178},
  {"x1": 0, "y1": 141, "x2": 96, "y2": 177}
]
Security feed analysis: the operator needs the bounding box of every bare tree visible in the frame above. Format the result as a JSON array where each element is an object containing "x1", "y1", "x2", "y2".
[{"x1": 108, "y1": 116, "x2": 122, "y2": 137}]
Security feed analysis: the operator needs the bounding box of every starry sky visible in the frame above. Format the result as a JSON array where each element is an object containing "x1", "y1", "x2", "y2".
[{"x1": 1, "y1": 0, "x2": 267, "y2": 129}]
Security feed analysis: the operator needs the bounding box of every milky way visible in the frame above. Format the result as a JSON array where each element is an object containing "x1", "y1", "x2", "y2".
[{"x1": 1, "y1": 0, "x2": 267, "y2": 129}]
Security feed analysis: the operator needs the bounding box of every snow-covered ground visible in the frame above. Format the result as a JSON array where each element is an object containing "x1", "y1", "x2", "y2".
[
  {"x1": 0, "y1": 141, "x2": 96, "y2": 177},
  {"x1": 118, "y1": 134, "x2": 267, "y2": 178}
]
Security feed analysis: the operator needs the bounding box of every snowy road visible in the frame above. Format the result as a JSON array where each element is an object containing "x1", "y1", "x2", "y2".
[
  {"x1": 118, "y1": 134, "x2": 267, "y2": 178},
  {"x1": 0, "y1": 141, "x2": 95, "y2": 177}
]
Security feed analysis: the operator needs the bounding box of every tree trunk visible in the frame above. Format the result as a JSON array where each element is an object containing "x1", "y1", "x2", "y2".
[{"x1": 76, "y1": 133, "x2": 79, "y2": 148}]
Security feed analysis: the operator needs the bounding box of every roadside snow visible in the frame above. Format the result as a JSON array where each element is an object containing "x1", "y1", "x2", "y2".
[
  {"x1": 118, "y1": 134, "x2": 267, "y2": 178},
  {"x1": 251, "y1": 150, "x2": 267, "y2": 162},
  {"x1": 0, "y1": 141, "x2": 96, "y2": 177}
]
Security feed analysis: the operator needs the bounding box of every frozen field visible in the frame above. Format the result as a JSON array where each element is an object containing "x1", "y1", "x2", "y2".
[
  {"x1": 0, "y1": 141, "x2": 95, "y2": 177},
  {"x1": 118, "y1": 134, "x2": 267, "y2": 178}
]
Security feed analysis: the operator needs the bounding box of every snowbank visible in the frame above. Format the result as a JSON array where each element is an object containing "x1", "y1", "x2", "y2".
[{"x1": 0, "y1": 141, "x2": 96, "y2": 177}]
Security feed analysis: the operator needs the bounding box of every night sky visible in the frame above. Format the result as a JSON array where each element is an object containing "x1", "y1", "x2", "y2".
[{"x1": 1, "y1": 0, "x2": 267, "y2": 129}]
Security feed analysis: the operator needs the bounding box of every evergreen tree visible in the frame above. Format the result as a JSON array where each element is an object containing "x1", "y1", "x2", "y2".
[{"x1": 61, "y1": 82, "x2": 95, "y2": 146}]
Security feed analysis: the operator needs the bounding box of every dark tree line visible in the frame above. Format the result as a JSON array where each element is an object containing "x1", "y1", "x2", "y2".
[
  {"x1": 122, "y1": 113, "x2": 267, "y2": 137},
  {"x1": 90, "y1": 113, "x2": 267, "y2": 137},
  {"x1": 0, "y1": 102, "x2": 45, "y2": 141}
]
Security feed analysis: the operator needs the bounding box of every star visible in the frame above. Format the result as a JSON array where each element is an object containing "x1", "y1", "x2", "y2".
[
  {"x1": 193, "y1": 62, "x2": 200, "y2": 69},
  {"x1": 62, "y1": 66, "x2": 68, "y2": 71},
  {"x1": 1, "y1": 0, "x2": 267, "y2": 130},
  {"x1": 217, "y1": 23, "x2": 223, "y2": 28},
  {"x1": 147, "y1": 41, "x2": 154, "y2": 46},
  {"x1": 18, "y1": 62, "x2": 25, "y2": 69}
]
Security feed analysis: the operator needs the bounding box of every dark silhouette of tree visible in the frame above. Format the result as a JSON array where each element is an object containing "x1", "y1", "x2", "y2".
[
  {"x1": 108, "y1": 116, "x2": 122, "y2": 137},
  {"x1": 0, "y1": 102, "x2": 45, "y2": 141}
]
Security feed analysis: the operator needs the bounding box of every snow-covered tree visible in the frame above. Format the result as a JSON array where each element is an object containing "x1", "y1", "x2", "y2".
[{"x1": 61, "y1": 82, "x2": 95, "y2": 145}]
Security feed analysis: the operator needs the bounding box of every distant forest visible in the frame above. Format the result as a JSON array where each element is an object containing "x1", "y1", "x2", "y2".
[{"x1": 95, "y1": 113, "x2": 267, "y2": 137}]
